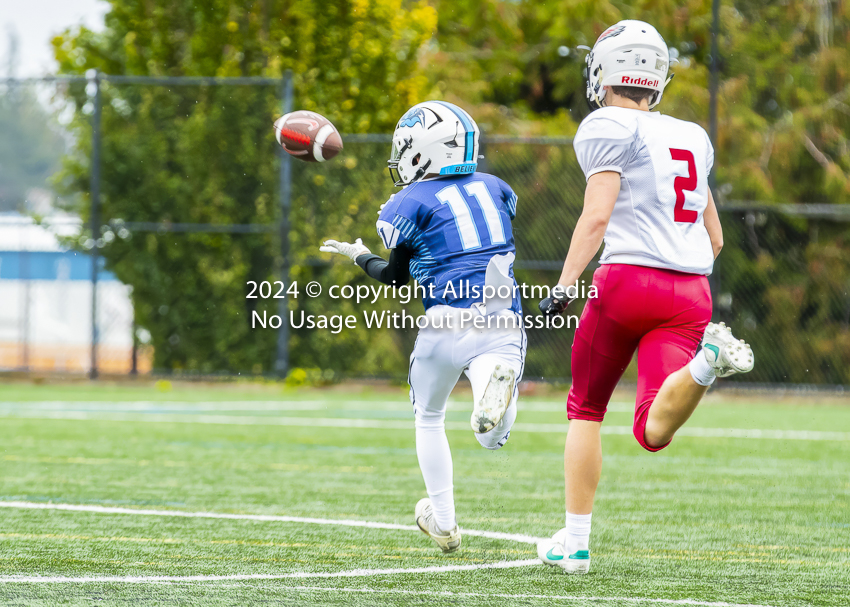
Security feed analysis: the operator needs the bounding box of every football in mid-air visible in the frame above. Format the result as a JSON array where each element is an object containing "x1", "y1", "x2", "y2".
[{"x1": 273, "y1": 110, "x2": 343, "y2": 162}]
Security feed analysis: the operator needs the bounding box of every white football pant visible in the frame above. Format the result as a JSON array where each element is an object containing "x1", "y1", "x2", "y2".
[{"x1": 408, "y1": 304, "x2": 526, "y2": 531}]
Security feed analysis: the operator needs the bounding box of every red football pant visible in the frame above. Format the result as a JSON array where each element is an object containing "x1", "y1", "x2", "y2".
[{"x1": 567, "y1": 264, "x2": 712, "y2": 451}]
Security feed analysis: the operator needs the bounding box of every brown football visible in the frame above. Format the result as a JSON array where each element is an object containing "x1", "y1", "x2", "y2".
[{"x1": 273, "y1": 110, "x2": 343, "y2": 162}]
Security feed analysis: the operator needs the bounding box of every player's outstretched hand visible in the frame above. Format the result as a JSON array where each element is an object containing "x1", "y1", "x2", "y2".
[
  {"x1": 319, "y1": 238, "x2": 371, "y2": 263},
  {"x1": 538, "y1": 285, "x2": 573, "y2": 317}
]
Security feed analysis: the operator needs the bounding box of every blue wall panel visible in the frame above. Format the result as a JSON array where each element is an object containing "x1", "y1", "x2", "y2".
[{"x1": 0, "y1": 251, "x2": 118, "y2": 281}]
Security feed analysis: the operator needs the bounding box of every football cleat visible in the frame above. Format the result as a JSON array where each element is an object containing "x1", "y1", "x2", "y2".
[
  {"x1": 701, "y1": 322, "x2": 755, "y2": 378},
  {"x1": 414, "y1": 498, "x2": 462, "y2": 553},
  {"x1": 537, "y1": 529, "x2": 591, "y2": 574},
  {"x1": 471, "y1": 365, "x2": 516, "y2": 434}
]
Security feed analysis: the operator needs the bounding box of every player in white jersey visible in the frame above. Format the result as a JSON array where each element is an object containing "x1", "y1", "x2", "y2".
[
  {"x1": 573, "y1": 106, "x2": 715, "y2": 275},
  {"x1": 535, "y1": 20, "x2": 755, "y2": 573}
]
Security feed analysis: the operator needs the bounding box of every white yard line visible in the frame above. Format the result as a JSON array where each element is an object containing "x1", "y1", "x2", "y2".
[
  {"x1": 0, "y1": 400, "x2": 633, "y2": 414},
  {"x1": 0, "y1": 400, "x2": 375, "y2": 412},
  {"x1": 0, "y1": 505, "x2": 781, "y2": 607},
  {"x1": 0, "y1": 399, "x2": 636, "y2": 413},
  {"x1": 1, "y1": 409, "x2": 847, "y2": 441},
  {"x1": 518, "y1": 422, "x2": 850, "y2": 441},
  {"x1": 0, "y1": 559, "x2": 542, "y2": 584},
  {"x1": 0, "y1": 501, "x2": 542, "y2": 585},
  {"x1": 269, "y1": 586, "x2": 782, "y2": 607},
  {"x1": 1, "y1": 410, "x2": 414, "y2": 430},
  {"x1": 0, "y1": 572, "x2": 783, "y2": 607},
  {"x1": 0, "y1": 501, "x2": 542, "y2": 545},
  {"x1": 266, "y1": 585, "x2": 781, "y2": 607}
]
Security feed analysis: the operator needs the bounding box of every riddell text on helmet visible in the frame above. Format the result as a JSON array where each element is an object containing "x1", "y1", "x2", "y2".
[{"x1": 620, "y1": 76, "x2": 660, "y2": 86}]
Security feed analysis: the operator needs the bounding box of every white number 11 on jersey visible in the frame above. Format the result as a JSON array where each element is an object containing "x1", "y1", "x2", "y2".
[{"x1": 436, "y1": 181, "x2": 506, "y2": 251}]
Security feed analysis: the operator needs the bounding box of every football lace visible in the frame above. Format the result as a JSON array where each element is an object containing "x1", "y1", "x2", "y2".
[{"x1": 279, "y1": 127, "x2": 312, "y2": 146}]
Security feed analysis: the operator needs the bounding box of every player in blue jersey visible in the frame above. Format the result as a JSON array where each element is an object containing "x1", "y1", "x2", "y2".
[{"x1": 320, "y1": 101, "x2": 526, "y2": 554}]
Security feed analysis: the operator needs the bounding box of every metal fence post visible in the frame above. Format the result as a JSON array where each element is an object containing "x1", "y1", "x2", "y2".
[
  {"x1": 20, "y1": 236, "x2": 30, "y2": 371},
  {"x1": 708, "y1": 0, "x2": 720, "y2": 189},
  {"x1": 708, "y1": 0, "x2": 722, "y2": 303},
  {"x1": 131, "y1": 317, "x2": 138, "y2": 375},
  {"x1": 89, "y1": 70, "x2": 101, "y2": 379},
  {"x1": 275, "y1": 70, "x2": 293, "y2": 377}
]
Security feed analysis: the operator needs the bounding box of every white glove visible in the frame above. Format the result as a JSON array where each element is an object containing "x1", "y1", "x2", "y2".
[
  {"x1": 319, "y1": 238, "x2": 371, "y2": 263},
  {"x1": 377, "y1": 202, "x2": 386, "y2": 216}
]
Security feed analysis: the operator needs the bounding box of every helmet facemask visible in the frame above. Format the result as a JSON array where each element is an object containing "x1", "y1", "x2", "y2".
[
  {"x1": 388, "y1": 136, "x2": 432, "y2": 187},
  {"x1": 387, "y1": 136, "x2": 411, "y2": 186}
]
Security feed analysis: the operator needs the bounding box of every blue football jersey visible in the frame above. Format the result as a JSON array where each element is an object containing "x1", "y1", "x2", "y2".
[{"x1": 376, "y1": 172, "x2": 521, "y2": 312}]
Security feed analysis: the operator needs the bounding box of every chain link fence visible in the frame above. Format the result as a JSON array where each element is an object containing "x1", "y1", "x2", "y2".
[
  {"x1": 711, "y1": 204, "x2": 850, "y2": 386},
  {"x1": 0, "y1": 78, "x2": 140, "y2": 374},
  {"x1": 289, "y1": 137, "x2": 850, "y2": 387},
  {"x1": 1, "y1": 77, "x2": 848, "y2": 385},
  {"x1": 294, "y1": 138, "x2": 850, "y2": 385}
]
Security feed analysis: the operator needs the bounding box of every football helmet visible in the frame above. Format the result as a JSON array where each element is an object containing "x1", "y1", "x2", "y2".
[
  {"x1": 585, "y1": 20, "x2": 672, "y2": 110},
  {"x1": 387, "y1": 101, "x2": 480, "y2": 187}
]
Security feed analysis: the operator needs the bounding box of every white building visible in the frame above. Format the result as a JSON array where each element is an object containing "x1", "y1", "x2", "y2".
[{"x1": 0, "y1": 214, "x2": 143, "y2": 373}]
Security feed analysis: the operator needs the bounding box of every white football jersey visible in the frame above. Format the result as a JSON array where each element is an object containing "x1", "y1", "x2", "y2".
[{"x1": 574, "y1": 106, "x2": 715, "y2": 275}]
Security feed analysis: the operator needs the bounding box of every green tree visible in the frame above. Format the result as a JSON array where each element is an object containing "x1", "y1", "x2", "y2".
[
  {"x1": 0, "y1": 85, "x2": 66, "y2": 212},
  {"x1": 53, "y1": 0, "x2": 436, "y2": 373},
  {"x1": 429, "y1": 0, "x2": 850, "y2": 203},
  {"x1": 51, "y1": 0, "x2": 850, "y2": 382},
  {"x1": 427, "y1": 0, "x2": 850, "y2": 383}
]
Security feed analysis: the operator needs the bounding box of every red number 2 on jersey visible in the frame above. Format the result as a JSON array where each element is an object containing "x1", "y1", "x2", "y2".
[{"x1": 669, "y1": 148, "x2": 698, "y2": 223}]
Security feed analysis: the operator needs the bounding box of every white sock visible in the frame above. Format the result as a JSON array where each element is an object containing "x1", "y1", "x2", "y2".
[
  {"x1": 415, "y1": 420, "x2": 457, "y2": 531},
  {"x1": 428, "y1": 486, "x2": 456, "y2": 531},
  {"x1": 688, "y1": 349, "x2": 717, "y2": 386},
  {"x1": 564, "y1": 511, "x2": 592, "y2": 553}
]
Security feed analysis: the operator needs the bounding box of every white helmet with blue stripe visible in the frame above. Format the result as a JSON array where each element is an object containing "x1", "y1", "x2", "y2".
[{"x1": 388, "y1": 101, "x2": 480, "y2": 187}]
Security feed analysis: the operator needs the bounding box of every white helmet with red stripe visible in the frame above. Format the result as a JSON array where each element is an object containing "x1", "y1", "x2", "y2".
[{"x1": 585, "y1": 20, "x2": 672, "y2": 110}]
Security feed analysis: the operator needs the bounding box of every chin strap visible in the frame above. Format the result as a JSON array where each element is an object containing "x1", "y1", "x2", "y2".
[
  {"x1": 409, "y1": 159, "x2": 433, "y2": 185},
  {"x1": 397, "y1": 136, "x2": 413, "y2": 157},
  {"x1": 650, "y1": 73, "x2": 675, "y2": 108}
]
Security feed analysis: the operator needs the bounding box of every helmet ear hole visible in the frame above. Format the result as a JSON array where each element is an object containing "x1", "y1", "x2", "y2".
[{"x1": 412, "y1": 153, "x2": 421, "y2": 166}]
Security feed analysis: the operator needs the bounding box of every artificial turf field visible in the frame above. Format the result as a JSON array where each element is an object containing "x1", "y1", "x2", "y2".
[{"x1": 0, "y1": 382, "x2": 847, "y2": 606}]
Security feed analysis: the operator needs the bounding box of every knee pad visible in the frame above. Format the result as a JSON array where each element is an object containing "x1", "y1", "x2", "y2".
[{"x1": 414, "y1": 409, "x2": 445, "y2": 432}]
